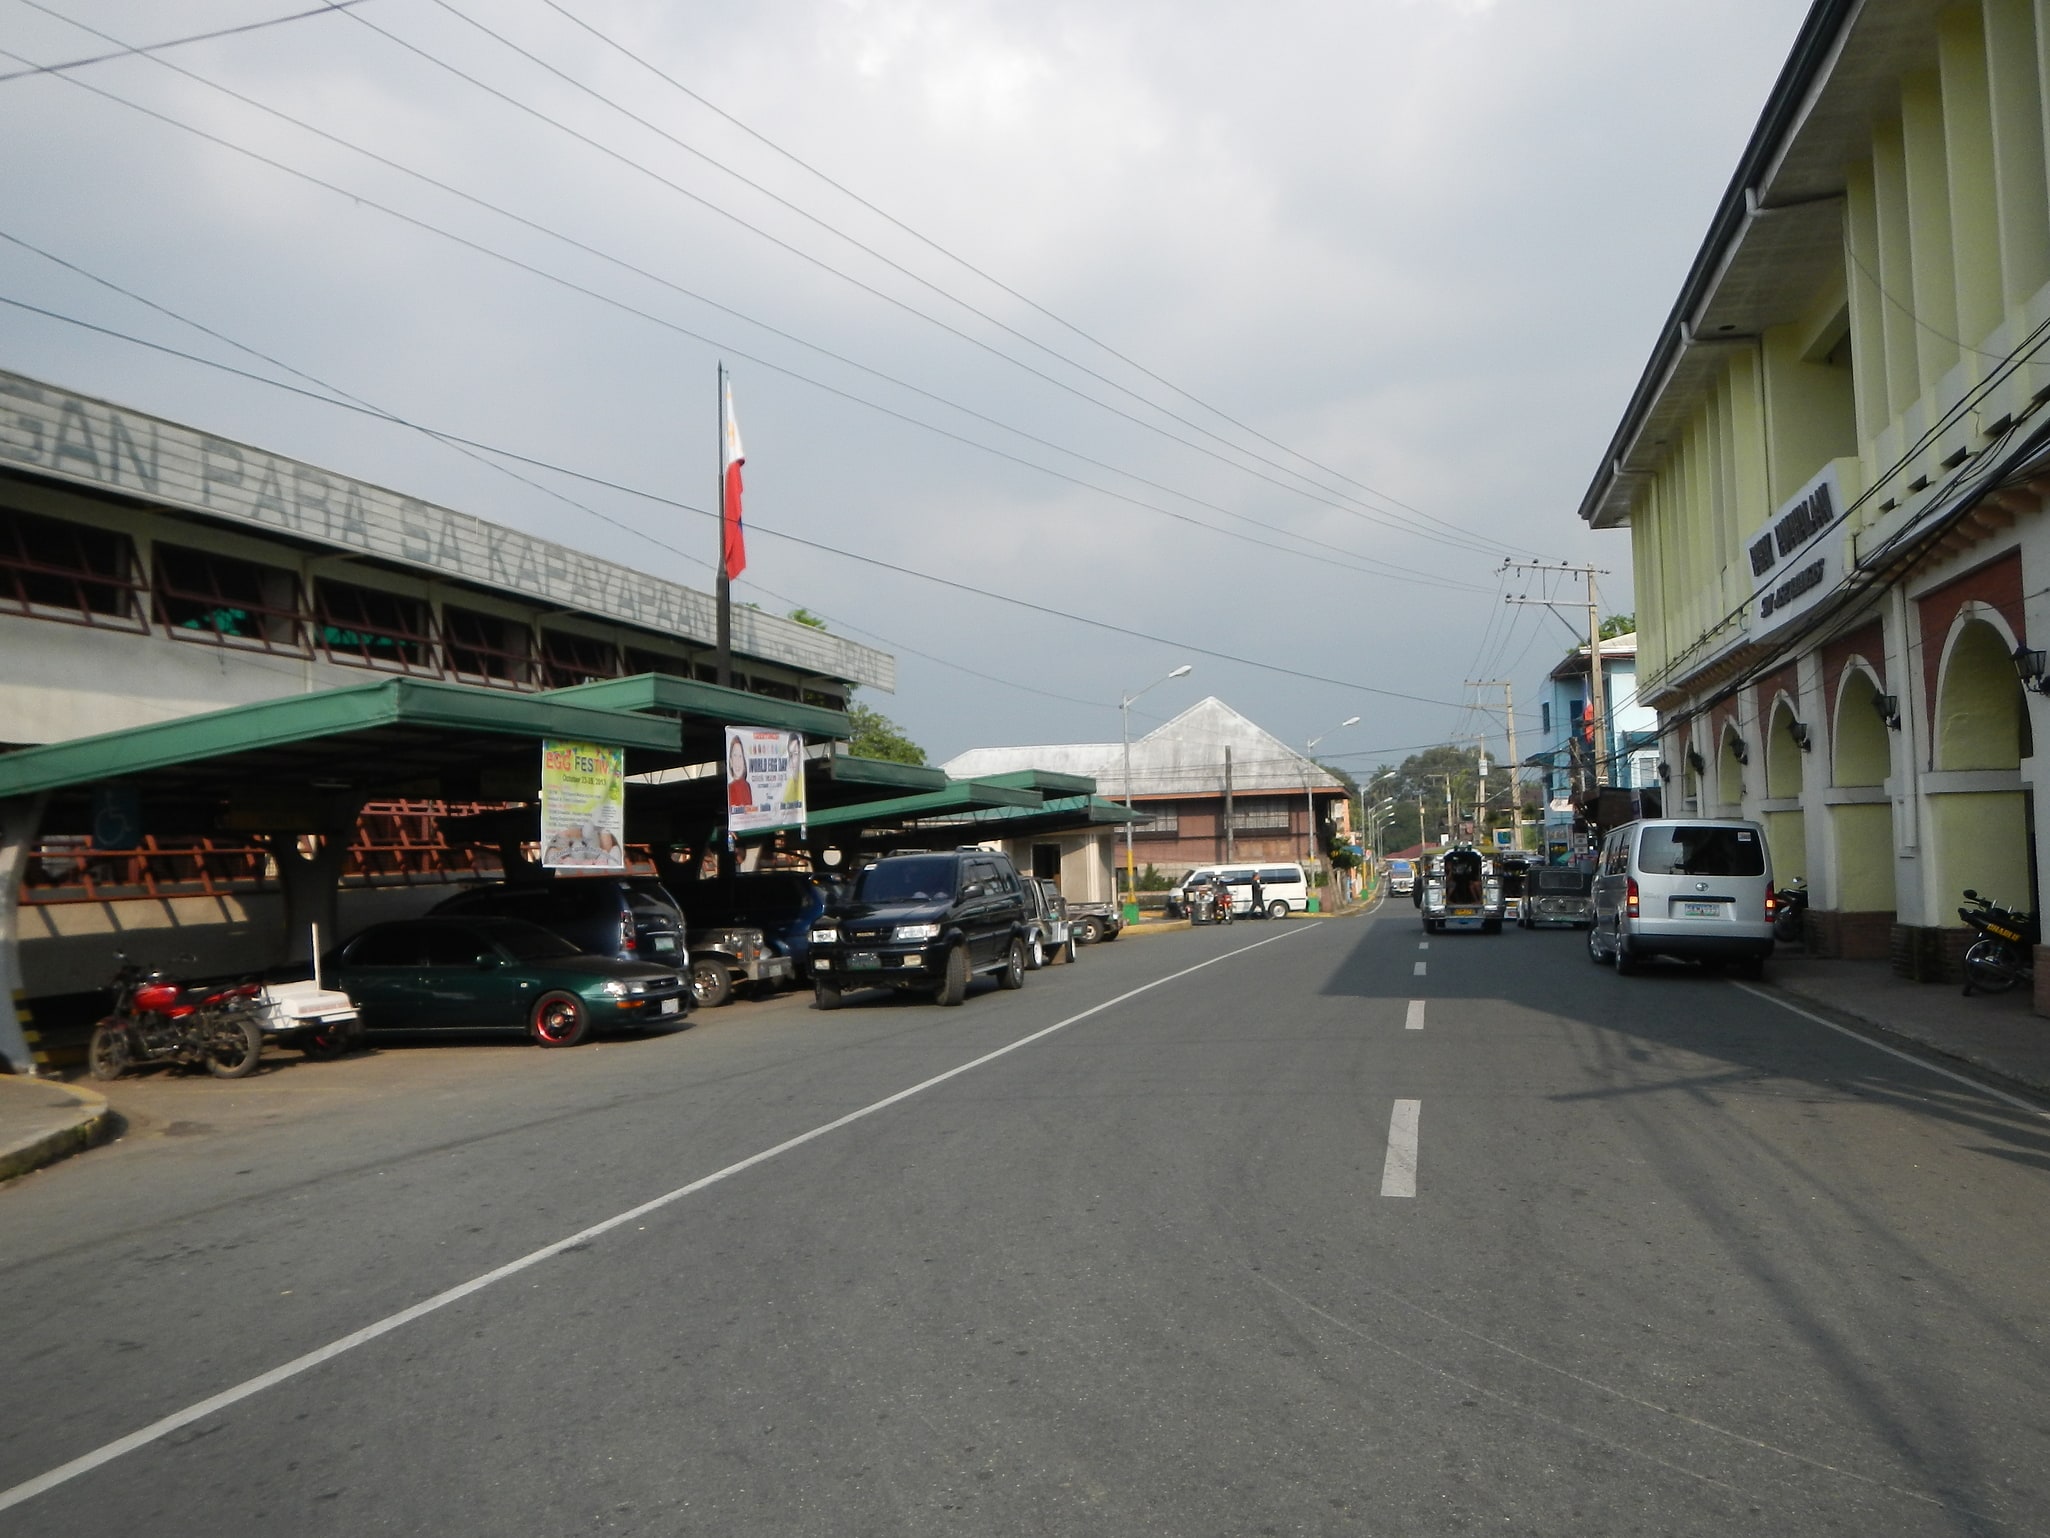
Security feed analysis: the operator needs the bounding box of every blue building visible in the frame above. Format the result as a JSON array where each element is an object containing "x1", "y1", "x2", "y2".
[{"x1": 1534, "y1": 634, "x2": 1659, "y2": 858}]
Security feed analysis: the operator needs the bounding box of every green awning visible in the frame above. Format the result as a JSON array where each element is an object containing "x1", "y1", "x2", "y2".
[
  {"x1": 760, "y1": 779, "x2": 1044, "y2": 835},
  {"x1": 544, "y1": 672, "x2": 848, "y2": 740},
  {"x1": 0, "y1": 677, "x2": 677, "y2": 803}
]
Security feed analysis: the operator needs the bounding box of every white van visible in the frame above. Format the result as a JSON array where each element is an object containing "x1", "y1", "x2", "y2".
[
  {"x1": 1174, "y1": 862, "x2": 1311, "y2": 918},
  {"x1": 1588, "y1": 819, "x2": 1776, "y2": 976}
]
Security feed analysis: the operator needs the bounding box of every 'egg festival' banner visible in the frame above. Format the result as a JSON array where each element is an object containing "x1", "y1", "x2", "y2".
[
  {"x1": 725, "y1": 727, "x2": 806, "y2": 836},
  {"x1": 540, "y1": 740, "x2": 626, "y2": 869}
]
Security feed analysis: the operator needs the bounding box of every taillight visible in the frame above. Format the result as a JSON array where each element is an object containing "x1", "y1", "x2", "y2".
[
  {"x1": 621, "y1": 912, "x2": 637, "y2": 953},
  {"x1": 1765, "y1": 890, "x2": 1777, "y2": 920},
  {"x1": 1626, "y1": 877, "x2": 1639, "y2": 918}
]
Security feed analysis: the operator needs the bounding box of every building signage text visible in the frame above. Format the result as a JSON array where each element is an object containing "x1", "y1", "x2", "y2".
[{"x1": 1745, "y1": 463, "x2": 1844, "y2": 641}]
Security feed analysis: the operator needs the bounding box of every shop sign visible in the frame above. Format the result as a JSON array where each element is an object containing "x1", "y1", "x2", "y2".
[
  {"x1": 725, "y1": 727, "x2": 807, "y2": 836},
  {"x1": 1747, "y1": 463, "x2": 1843, "y2": 640},
  {"x1": 540, "y1": 740, "x2": 625, "y2": 868}
]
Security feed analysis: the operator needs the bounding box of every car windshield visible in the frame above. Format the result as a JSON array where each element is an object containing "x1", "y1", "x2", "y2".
[
  {"x1": 1535, "y1": 869, "x2": 1592, "y2": 893},
  {"x1": 483, "y1": 919, "x2": 584, "y2": 962},
  {"x1": 855, "y1": 856, "x2": 958, "y2": 904},
  {"x1": 1637, "y1": 825, "x2": 1766, "y2": 877}
]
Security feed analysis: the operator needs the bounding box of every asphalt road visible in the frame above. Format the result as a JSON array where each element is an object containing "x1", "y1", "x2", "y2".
[{"x1": 4, "y1": 912, "x2": 2048, "y2": 1536}]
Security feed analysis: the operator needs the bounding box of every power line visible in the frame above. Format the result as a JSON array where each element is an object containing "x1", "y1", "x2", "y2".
[
  {"x1": 0, "y1": 293, "x2": 1477, "y2": 712},
  {"x1": 0, "y1": 0, "x2": 368, "y2": 84},
  {"x1": 332, "y1": 0, "x2": 1511, "y2": 562},
  {"x1": 0, "y1": 27, "x2": 1492, "y2": 594},
  {"x1": 517, "y1": 0, "x2": 1530, "y2": 558}
]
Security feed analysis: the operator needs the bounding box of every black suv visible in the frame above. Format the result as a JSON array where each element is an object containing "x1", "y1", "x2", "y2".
[
  {"x1": 432, "y1": 878, "x2": 691, "y2": 976},
  {"x1": 809, "y1": 849, "x2": 1032, "y2": 1008}
]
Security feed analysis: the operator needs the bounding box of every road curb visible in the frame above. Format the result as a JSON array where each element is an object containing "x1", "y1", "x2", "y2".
[
  {"x1": 0, "y1": 1079, "x2": 114, "y2": 1183},
  {"x1": 1758, "y1": 980, "x2": 2050, "y2": 1098}
]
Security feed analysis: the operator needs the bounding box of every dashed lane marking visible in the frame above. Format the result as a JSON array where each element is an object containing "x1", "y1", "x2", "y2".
[
  {"x1": 1405, "y1": 1000, "x2": 1425, "y2": 1031},
  {"x1": 1381, "y1": 1100, "x2": 1420, "y2": 1198}
]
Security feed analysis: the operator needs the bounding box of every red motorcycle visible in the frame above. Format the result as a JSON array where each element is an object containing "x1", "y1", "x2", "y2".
[{"x1": 88, "y1": 958, "x2": 266, "y2": 1081}]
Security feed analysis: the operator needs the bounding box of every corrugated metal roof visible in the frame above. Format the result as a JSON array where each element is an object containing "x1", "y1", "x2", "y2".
[{"x1": 942, "y1": 697, "x2": 1345, "y2": 799}]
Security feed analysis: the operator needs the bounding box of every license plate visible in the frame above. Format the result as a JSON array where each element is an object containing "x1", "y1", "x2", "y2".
[
  {"x1": 1680, "y1": 900, "x2": 1726, "y2": 918},
  {"x1": 847, "y1": 951, "x2": 880, "y2": 970},
  {"x1": 660, "y1": 997, "x2": 679, "y2": 1015},
  {"x1": 650, "y1": 936, "x2": 678, "y2": 955},
  {"x1": 1451, "y1": 907, "x2": 1477, "y2": 917}
]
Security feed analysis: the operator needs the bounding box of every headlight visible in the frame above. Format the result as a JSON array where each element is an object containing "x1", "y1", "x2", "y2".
[
  {"x1": 599, "y1": 979, "x2": 630, "y2": 998},
  {"x1": 892, "y1": 922, "x2": 941, "y2": 942},
  {"x1": 809, "y1": 927, "x2": 839, "y2": 945}
]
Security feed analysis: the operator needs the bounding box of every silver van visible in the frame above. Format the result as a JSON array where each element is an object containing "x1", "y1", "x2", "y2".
[{"x1": 1588, "y1": 819, "x2": 1776, "y2": 976}]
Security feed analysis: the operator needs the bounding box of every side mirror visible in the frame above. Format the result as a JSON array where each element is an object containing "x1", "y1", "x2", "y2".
[
  {"x1": 1963, "y1": 889, "x2": 1978, "y2": 901},
  {"x1": 962, "y1": 881, "x2": 985, "y2": 898}
]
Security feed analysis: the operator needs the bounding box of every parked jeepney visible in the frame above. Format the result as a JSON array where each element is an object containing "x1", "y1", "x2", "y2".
[
  {"x1": 1520, "y1": 866, "x2": 1594, "y2": 928},
  {"x1": 1420, "y1": 845, "x2": 1504, "y2": 934}
]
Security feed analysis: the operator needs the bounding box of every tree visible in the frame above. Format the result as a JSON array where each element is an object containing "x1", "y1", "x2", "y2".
[
  {"x1": 1599, "y1": 612, "x2": 1635, "y2": 640},
  {"x1": 788, "y1": 607, "x2": 828, "y2": 631},
  {"x1": 849, "y1": 703, "x2": 927, "y2": 766}
]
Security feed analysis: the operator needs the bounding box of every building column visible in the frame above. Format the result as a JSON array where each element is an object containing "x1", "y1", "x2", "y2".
[{"x1": 0, "y1": 795, "x2": 49, "y2": 1074}]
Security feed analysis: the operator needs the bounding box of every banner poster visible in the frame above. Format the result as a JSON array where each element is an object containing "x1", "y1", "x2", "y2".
[
  {"x1": 725, "y1": 726, "x2": 806, "y2": 836},
  {"x1": 540, "y1": 740, "x2": 626, "y2": 869}
]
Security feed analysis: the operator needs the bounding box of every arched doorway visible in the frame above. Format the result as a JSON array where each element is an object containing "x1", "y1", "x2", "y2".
[
  {"x1": 1716, "y1": 724, "x2": 1745, "y2": 816},
  {"x1": 1763, "y1": 695, "x2": 1806, "y2": 883},
  {"x1": 1929, "y1": 615, "x2": 2034, "y2": 918},
  {"x1": 1827, "y1": 666, "x2": 1896, "y2": 949}
]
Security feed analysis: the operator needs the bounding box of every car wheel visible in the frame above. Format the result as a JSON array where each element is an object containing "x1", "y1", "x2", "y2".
[
  {"x1": 1102, "y1": 922, "x2": 1122, "y2": 941},
  {"x1": 87, "y1": 1023, "x2": 130, "y2": 1081},
  {"x1": 937, "y1": 944, "x2": 969, "y2": 1006},
  {"x1": 691, "y1": 958, "x2": 733, "y2": 1009},
  {"x1": 301, "y1": 1022, "x2": 355, "y2": 1060},
  {"x1": 814, "y1": 981, "x2": 843, "y2": 1012},
  {"x1": 1026, "y1": 935, "x2": 1045, "y2": 971},
  {"x1": 1060, "y1": 936, "x2": 1078, "y2": 963},
  {"x1": 530, "y1": 990, "x2": 590, "y2": 1047},
  {"x1": 1077, "y1": 917, "x2": 1103, "y2": 944},
  {"x1": 1587, "y1": 925, "x2": 1605, "y2": 965},
  {"x1": 1612, "y1": 934, "x2": 1637, "y2": 976},
  {"x1": 998, "y1": 937, "x2": 1027, "y2": 990},
  {"x1": 1267, "y1": 900, "x2": 1288, "y2": 920}
]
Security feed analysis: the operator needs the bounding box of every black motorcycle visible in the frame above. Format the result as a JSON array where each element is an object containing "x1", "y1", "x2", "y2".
[
  {"x1": 1958, "y1": 890, "x2": 2039, "y2": 997},
  {"x1": 1773, "y1": 877, "x2": 1808, "y2": 944},
  {"x1": 88, "y1": 959, "x2": 266, "y2": 1080}
]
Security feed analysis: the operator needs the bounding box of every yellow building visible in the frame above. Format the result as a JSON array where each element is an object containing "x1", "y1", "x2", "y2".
[{"x1": 1580, "y1": 0, "x2": 2047, "y2": 980}]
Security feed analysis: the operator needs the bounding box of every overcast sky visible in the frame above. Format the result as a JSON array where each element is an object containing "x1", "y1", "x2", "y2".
[{"x1": 1, "y1": 0, "x2": 1809, "y2": 775}]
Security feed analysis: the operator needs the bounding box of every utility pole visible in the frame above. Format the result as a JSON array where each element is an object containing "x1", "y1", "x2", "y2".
[
  {"x1": 1466, "y1": 679, "x2": 1522, "y2": 850},
  {"x1": 1475, "y1": 739, "x2": 1489, "y2": 843},
  {"x1": 1223, "y1": 747, "x2": 1235, "y2": 862},
  {"x1": 1503, "y1": 562, "x2": 1608, "y2": 795}
]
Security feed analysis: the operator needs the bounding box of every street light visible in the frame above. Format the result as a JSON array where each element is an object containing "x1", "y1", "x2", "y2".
[
  {"x1": 1303, "y1": 715, "x2": 1360, "y2": 879},
  {"x1": 1120, "y1": 664, "x2": 1192, "y2": 918}
]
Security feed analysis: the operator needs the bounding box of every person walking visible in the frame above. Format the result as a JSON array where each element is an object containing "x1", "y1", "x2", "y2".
[{"x1": 1250, "y1": 872, "x2": 1265, "y2": 917}]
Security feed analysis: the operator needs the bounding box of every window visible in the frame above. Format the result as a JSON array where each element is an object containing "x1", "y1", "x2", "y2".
[
  {"x1": 345, "y1": 928, "x2": 419, "y2": 967},
  {"x1": 1540, "y1": 701, "x2": 1552, "y2": 734},
  {"x1": 1228, "y1": 801, "x2": 1290, "y2": 832},
  {"x1": 444, "y1": 605, "x2": 533, "y2": 688},
  {"x1": 318, "y1": 579, "x2": 439, "y2": 673},
  {"x1": 539, "y1": 629, "x2": 621, "y2": 689},
  {"x1": 0, "y1": 507, "x2": 145, "y2": 628},
  {"x1": 1133, "y1": 806, "x2": 1179, "y2": 837},
  {"x1": 624, "y1": 646, "x2": 692, "y2": 679},
  {"x1": 419, "y1": 925, "x2": 485, "y2": 968},
  {"x1": 154, "y1": 544, "x2": 305, "y2": 652},
  {"x1": 1637, "y1": 825, "x2": 1765, "y2": 877}
]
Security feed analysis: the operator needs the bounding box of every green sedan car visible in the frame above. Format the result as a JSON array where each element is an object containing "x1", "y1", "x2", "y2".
[{"x1": 331, "y1": 916, "x2": 692, "y2": 1047}]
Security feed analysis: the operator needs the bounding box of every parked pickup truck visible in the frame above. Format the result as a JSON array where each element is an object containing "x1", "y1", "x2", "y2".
[
  {"x1": 689, "y1": 925, "x2": 794, "y2": 1008},
  {"x1": 1065, "y1": 899, "x2": 1124, "y2": 944}
]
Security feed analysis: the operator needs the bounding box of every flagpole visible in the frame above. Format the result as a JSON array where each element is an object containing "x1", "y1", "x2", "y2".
[{"x1": 715, "y1": 361, "x2": 732, "y2": 688}]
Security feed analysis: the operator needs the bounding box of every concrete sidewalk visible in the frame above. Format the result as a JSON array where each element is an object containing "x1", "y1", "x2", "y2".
[
  {"x1": 0, "y1": 1074, "x2": 114, "y2": 1183},
  {"x1": 1763, "y1": 954, "x2": 2050, "y2": 1095}
]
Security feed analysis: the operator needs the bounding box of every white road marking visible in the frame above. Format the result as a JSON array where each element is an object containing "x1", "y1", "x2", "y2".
[
  {"x1": 0, "y1": 924, "x2": 1320, "y2": 1515},
  {"x1": 1405, "y1": 1000, "x2": 1425, "y2": 1031},
  {"x1": 1418, "y1": 941, "x2": 1430, "y2": 950},
  {"x1": 1381, "y1": 1099, "x2": 1421, "y2": 1198},
  {"x1": 1413, "y1": 961, "x2": 1427, "y2": 977},
  {"x1": 1732, "y1": 981, "x2": 2050, "y2": 1119}
]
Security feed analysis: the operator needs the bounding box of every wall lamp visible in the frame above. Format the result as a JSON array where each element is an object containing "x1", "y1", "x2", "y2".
[
  {"x1": 1686, "y1": 748, "x2": 1707, "y2": 775},
  {"x1": 1729, "y1": 735, "x2": 1750, "y2": 765},
  {"x1": 1656, "y1": 760, "x2": 1672, "y2": 783},
  {"x1": 2013, "y1": 643, "x2": 2050, "y2": 695},
  {"x1": 1788, "y1": 720, "x2": 1812, "y2": 752},
  {"x1": 1873, "y1": 692, "x2": 1902, "y2": 731}
]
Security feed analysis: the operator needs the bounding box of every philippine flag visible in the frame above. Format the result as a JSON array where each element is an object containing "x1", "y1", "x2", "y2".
[{"x1": 722, "y1": 380, "x2": 747, "y2": 581}]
